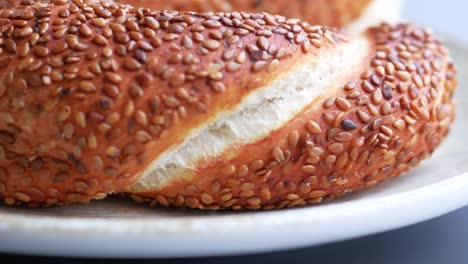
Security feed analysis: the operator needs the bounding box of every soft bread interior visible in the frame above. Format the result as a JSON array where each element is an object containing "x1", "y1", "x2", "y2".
[
  {"x1": 345, "y1": 0, "x2": 403, "y2": 35},
  {"x1": 126, "y1": 36, "x2": 370, "y2": 192}
]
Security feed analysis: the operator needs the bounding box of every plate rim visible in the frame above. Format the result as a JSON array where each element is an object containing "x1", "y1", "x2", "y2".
[
  {"x1": 0, "y1": 38, "x2": 466, "y2": 258},
  {"x1": 1, "y1": 168, "x2": 468, "y2": 235}
]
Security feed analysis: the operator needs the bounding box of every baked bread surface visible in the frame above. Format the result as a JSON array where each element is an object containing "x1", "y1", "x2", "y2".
[{"x1": 0, "y1": 0, "x2": 457, "y2": 209}]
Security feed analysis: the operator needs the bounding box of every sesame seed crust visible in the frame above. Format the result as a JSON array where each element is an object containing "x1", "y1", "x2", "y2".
[
  {"x1": 129, "y1": 23, "x2": 457, "y2": 210},
  {"x1": 116, "y1": 0, "x2": 372, "y2": 28},
  {"x1": 0, "y1": 0, "x2": 342, "y2": 205}
]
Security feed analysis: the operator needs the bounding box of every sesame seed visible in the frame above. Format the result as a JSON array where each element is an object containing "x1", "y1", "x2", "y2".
[
  {"x1": 302, "y1": 165, "x2": 317, "y2": 174},
  {"x1": 257, "y1": 188, "x2": 270, "y2": 200},
  {"x1": 240, "y1": 190, "x2": 255, "y2": 198},
  {"x1": 287, "y1": 193, "x2": 300, "y2": 201},
  {"x1": 201, "y1": 192, "x2": 214, "y2": 205},
  {"x1": 92, "y1": 35, "x2": 108, "y2": 46},
  {"x1": 393, "y1": 119, "x2": 406, "y2": 130},
  {"x1": 341, "y1": 119, "x2": 357, "y2": 130},
  {"x1": 306, "y1": 121, "x2": 322, "y2": 134},
  {"x1": 203, "y1": 20, "x2": 222, "y2": 28},
  {"x1": 267, "y1": 59, "x2": 279, "y2": 72},
  {"x1": 185, "y1": 197, "x2": 200, "y2": 208},
  {"x1": 203, "y1": 39, "x2": 220, "y2": 50},
  {"x1": 235, "y1": 165, "x2": 247, "y2": 177},
  {"x1": 15, "y1": 192, "x2": 31, "y2": 202},
  {"x1": 79, "y1": 24, "x2": 93, "y2": 37},
  {"x1": 362, "y1": 80, "x2": 375, "y2": 93},
  {"x1": 336, "y1": 97, "x2": 352, "y2": 111},
  {"x1": 240, "y1": 183, "x2": 255, "y2": 192},
  {"x1": 221, "y1": 165, "x2": 236, "y2": 175},
  {"x1": 382, "y1": 85, "x2": 393, "y2": 100},
  {"x1": 135, "y1": 130, "x2": 152, "y2": 143},
  {"x1": 272, "y1": 147, "x2": 285, "y2": 162},
  {"x1": 226, "y1": 62, "x2": 241, "y2": 72},
  {"x1": 346, "y1": 91, "x2": 361, "y2": 99},
  {"x1": 328, "y1": 143, "x2": 344, "y2": 154},
  {"x1": 395, "y1": 71, "x2": 411, "y2": 81},
  {"x1": 252, "y1": 61, "x2": 267, "y2": 72},
  {"x1": 247, "y1": 197, "x2": 261, "y2": 206},
  {"x1": 74, "y1": 180, "x2": 89, "y2": 191},
  {"x1": 79, "y1": 81, "x2": 96, "y2": 93},
  {"x1": 336, "y1": 153, "x2": 349, "y2": 169},
  {"x1": 124, "y1": 57, "x2": 142, "y2": 70},
  {"x1": 220, "y1": 193, "x2": 232, "y2": 202},
  {"x1": 288, "y1": 130, "x2": 300, "y2": 148},
  {"x1": 309, "y1": 146, "x2": 324, "y2": 157},
  {"x1": 309, "y1": 190, "x2": 327, "y2": 199},
  {"x1": 4, "y1": 197, "x2": 15, "y2": 205},
  {"x1": 105, "y1": 72, "x2": 122, "y2": 84},
  {"x1": 53, "y1": 172, "x2": 69, "y2": 183},
  {"x1": 135, "y1": 111, "x2": 148, "y2": 126},
  {"x1": 63, "y1": 122, "x2": 74, "y2": 139},
  {"x1": 155, "y1": 195, "x2": 169, "y2": 207},
  {"x1": 335, "y1": 132, "x2": 352, "y2": 142},
  {"x1": 106, "y1": 146, "x2": 120, "y2": 157},
  {"x1": 87, "y1": 133, "x2": 98, "y2": 149},
  {"x1": 413, "y1": 74, "x2": 424, "y2": 88},
  {"x1": 56, "y1": 105, "x2": 71, "y2": 122},
  {"x1": 257, "y1": 37, "x2": 269, "y2": 50},
  {"x1": 372, "y1": 89, "x2": 383, "y2": 104}
]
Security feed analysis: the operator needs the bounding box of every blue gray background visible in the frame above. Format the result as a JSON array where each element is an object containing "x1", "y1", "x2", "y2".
[{"x1": 405, "y1": 0, "x2": 468, "y2": 45}]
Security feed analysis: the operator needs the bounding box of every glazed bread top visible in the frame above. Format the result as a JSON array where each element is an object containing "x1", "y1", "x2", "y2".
[{"x1": 0, "y1": 0, "x2": 346, "y2": 204}]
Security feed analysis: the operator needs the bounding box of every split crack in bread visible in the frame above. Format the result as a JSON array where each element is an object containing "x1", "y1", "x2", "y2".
[{"x1": 0, "y1": 0, "x2": 457, "y2": 209}]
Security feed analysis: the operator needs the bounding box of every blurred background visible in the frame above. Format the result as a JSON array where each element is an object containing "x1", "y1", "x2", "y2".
[{"x1": 405, "y1": 0, "x2": 468, "y2": 44}]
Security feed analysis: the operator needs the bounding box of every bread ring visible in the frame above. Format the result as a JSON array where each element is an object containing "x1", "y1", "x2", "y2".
[{"x1": 0, "y1": 0, "x2": 456, "y2": 209}]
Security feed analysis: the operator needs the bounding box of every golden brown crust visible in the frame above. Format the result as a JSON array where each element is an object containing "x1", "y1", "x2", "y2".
[
  {"x1": 0, "y1": 0, "x2": 341, "y2": 205},
  {"x1": 0, "y1": 1, "x2": 457, "y2": 209},
  {"x1": 116, "y1": 0, "x2": 372, "y2": 28},
  {"x1": 129, "y1": 23, "x2": 457, "y2": 210}
]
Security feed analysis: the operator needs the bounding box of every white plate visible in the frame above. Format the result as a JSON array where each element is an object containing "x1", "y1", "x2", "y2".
[{"x1": 0, "y1": 40, "x2": 467, "y2": 258}]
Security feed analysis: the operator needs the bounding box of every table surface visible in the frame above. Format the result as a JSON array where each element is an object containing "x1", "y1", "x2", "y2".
[{"x1": 2, "y1": 1, "x2": 468, "y2": 263}]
